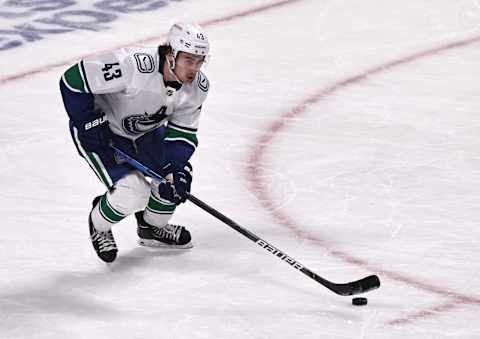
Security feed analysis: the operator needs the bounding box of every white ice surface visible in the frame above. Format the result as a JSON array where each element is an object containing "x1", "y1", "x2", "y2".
[{"x1": 1, "y1": 0, "x2": 480, "y2": 338}]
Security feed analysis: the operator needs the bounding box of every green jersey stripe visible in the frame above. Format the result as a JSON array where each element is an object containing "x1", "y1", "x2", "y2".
[
  {"x1": 165, "y1": 127, "x2": 198, "y2": 147},
  {"x1": 63, "y1": 64, "x2": 86, "y2": 93},
  {"x1": 167, "y1": 122, "x2": 198, "y2": 134}
]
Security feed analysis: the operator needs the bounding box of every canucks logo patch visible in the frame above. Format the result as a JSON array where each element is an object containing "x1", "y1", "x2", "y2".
[
  {"x1": 197, "y1": 72, "x2": 209, "y2": 92},
  {"x1": 122, "y1": 106, "x2": 167, "y2": 135},
  {"x1": 134, "y1": 53, "x2": 155, "y2": 73}
]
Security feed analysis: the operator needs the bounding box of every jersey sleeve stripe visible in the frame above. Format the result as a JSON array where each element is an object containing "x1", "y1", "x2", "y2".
[
  {"x1": 63, "y1": 64, "x2": 87, "y2": 93},
  {"x1": 61, "y1": 76, "x2": 82, "y2": 93},
  {"x1": 165, "y1": 127, "x2": 198, "y2": 147},
  {"x1": 164, "y1": 137, "x2": 197, "y2": 150},
  {"x1": 79, "y1": 60, "x2": 92, "y2": 94},
  {"x1": 167, "y1": 122, "x2": 198, "y2": 134}
]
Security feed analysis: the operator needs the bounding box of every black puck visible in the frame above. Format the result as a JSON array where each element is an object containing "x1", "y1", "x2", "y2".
[{"x1": 352, "y1": 297, "x2": 368, "y2": 306}]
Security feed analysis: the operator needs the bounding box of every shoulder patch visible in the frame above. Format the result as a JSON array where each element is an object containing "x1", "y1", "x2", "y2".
[
  {"x1": 134, "y1": 53, "x2": 155, "y2": 73},
  {"x1": 197, "y1": 72, "x2": 209, "y2": 92}
]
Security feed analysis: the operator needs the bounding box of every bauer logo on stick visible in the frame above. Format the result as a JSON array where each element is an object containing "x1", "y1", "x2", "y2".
[
  {"x1": 352, "y1": 297, "x2": 368, "y2": 306},
  {"x1": 256, "y1": 239, "x2": 303, "y2": 270}
]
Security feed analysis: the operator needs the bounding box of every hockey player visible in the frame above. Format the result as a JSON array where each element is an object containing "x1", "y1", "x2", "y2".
[{"x1": 59, "y1": 23, "x2": 210, "y2": 263}]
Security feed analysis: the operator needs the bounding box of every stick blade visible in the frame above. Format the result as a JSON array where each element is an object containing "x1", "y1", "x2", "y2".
[{"x1": 329, "y1": 274, "x2": 381, "y2": 296}]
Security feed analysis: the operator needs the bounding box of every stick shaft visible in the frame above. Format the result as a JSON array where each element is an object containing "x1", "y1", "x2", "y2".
[{"x1": 112, "y1": 146, "x2": 380, "y2": 295}]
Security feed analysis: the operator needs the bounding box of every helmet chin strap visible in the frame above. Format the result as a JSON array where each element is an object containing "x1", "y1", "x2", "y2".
[{"x1": 166, "y1": 55, "x2": 183, "y2": 84}]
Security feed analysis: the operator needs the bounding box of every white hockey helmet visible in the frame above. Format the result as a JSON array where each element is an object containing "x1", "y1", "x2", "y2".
[{"x1": 167, "y1": 23, "x2": 209, "y2": 59}]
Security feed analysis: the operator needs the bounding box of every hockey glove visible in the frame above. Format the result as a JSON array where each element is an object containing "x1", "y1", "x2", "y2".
[
  {"x1": 158, "y1": 162, "x2": 193, "y2": 205},
  {"x1": 75, "y1": 117, "x2": 112, "y2": 153}
]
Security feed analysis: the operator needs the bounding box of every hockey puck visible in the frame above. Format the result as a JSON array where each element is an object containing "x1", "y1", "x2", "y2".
[{"x1": 352, "y1": 297, "x2": 368, "y2": 306}]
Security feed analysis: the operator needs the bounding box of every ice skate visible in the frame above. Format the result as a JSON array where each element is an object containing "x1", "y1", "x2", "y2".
[
  {"x1": 89, "y1": 196, "x2": 118, "y2": 262},
  {"x1": 136, "y1": 211, "x2": 193, "y2": 249}
]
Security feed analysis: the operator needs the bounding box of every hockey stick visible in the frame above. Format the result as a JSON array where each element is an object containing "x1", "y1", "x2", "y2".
[{"x1": 112, "y1": 146, "x2": 380, "y2": 296}]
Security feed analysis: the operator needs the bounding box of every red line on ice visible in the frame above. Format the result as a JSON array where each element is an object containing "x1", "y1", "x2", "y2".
[
  {"x1": 246, "y1": 35, "x2": 480, "y2": 325},
  {"x1": 0, "y1": 0, "x2": 301, "y2": 86},
  {"x1": 387, "y1": 297, "x2": 474, "y2": 326},
  {"x1": 2, "y1": 0, "x2": 477, "y2": 325}
]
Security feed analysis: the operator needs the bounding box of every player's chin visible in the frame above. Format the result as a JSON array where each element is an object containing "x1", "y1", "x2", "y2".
[{"x1": 184, "y1": 74, "x2": 195, "y2": 83}]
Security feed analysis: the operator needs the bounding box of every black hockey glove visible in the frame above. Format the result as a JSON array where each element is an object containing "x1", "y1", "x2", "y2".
[
  {"x1": 75, "y1": 117, "x2": 112, "y2": 153},
  {"x1": 158, "y1": 161, "x2": 193, "y2": 205}
]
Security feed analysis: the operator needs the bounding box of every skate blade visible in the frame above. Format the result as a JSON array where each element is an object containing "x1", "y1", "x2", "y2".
[{"x1": 138, "y1": 238, "x2": 193, "y2": 249}]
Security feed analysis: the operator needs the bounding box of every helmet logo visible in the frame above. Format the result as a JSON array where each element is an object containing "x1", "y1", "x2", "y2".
[{"x1": 168, "y1": 22, "x2": 209, "y2": 58}]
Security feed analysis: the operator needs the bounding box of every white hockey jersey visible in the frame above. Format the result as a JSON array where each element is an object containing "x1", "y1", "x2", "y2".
[{"x1": 61, "y1": 46, "x2": 209, "y2": 150}]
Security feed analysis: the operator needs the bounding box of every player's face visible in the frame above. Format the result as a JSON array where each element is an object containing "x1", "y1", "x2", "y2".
[{"x1": 174, "y1": 52, "x2": 205, "y2": 83}]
